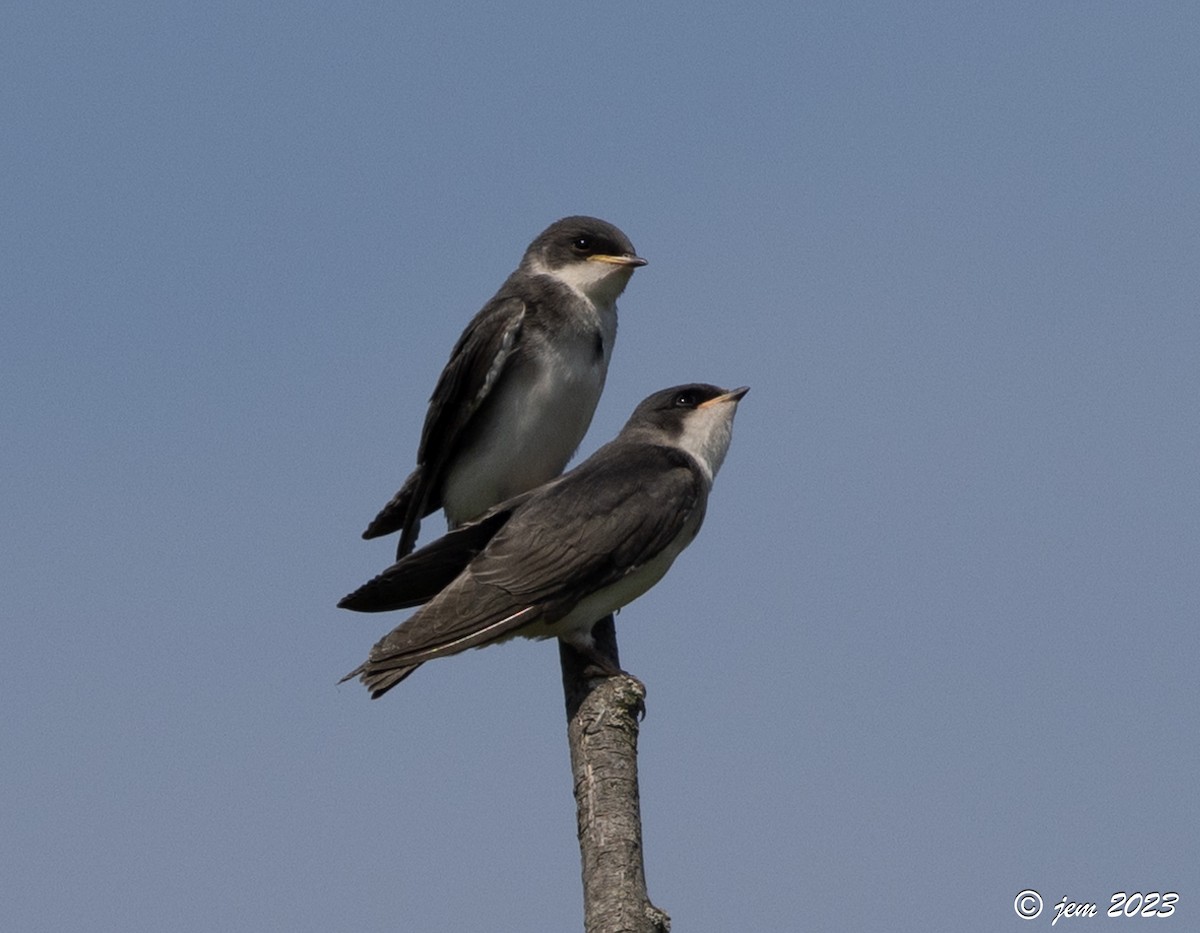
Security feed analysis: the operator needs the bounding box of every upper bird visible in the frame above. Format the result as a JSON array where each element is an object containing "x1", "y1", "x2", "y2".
[
  {"x1": 340, "y1": 383, "x2": 748, "y2": 699},
  {"x1": 362, "y1": 216, "x2": 646, "y2": 559}
]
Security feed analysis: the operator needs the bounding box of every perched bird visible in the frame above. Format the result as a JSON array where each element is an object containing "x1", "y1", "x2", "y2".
[
  {"x1": 341, "y1": 383, "x2": 749, "y2": 698},
  {"x1": 363, "y1": 216, "x2": 646, "y2": 559}
]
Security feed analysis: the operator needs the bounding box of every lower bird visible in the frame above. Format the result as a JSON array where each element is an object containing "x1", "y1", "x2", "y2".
[{"x1": 339, "y1": 383, "x2": 748, "y2": 698}]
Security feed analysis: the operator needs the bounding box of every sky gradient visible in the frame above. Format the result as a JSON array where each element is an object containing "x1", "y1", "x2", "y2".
[{"x1": 3, "y1": 3, "x2": 1197, "y2": 931}]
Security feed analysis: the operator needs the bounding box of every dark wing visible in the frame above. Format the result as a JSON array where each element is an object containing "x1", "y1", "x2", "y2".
[
  {"x1": 472, "y1": 444, "x2": 704, "y2": 601},
  {"x1": 361, "y1": 295, "x2": 526, "y2": 556},
  {"x1": 349, "y1": 445, "x2": 704, "y2": 695},
  {"x1": 339, "y1": 492, "x2": 533, "y2": 612}
]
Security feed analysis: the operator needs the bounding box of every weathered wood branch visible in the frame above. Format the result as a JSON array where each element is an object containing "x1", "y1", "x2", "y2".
[{"x1": 559, "y1": 615, "x2": 671, "y2": 933}]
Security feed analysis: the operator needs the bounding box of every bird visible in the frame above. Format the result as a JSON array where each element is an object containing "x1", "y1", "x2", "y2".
[
  {"x1": 340, "y1": 383, "x2": 749, "y2": 698},
  {"x1": 362, "y1": 216, "x2": 646, "y2": 559}
]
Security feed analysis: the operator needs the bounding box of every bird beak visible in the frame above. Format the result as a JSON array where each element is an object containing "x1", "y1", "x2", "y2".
[
  {"x1": 588, "y1": 254, "x2": 648, "y2": 268},
  {"x1": 698, "y1": 386, "x2": 750, "y2": 408}
]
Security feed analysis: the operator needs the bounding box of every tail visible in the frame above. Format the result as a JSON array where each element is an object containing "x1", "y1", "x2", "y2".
[
  {"x1": 339, "y1": 660, "x2": 423, "y2": 700},
  {"x1": 361, "y1": 468, "x2": 429, "y2": 559},
  {"x1": 341, "y1": 501, "x2": 520, "y2": 613}
]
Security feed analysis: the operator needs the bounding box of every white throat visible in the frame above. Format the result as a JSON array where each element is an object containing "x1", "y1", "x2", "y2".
[
  {"x1": 675, "y1": 403, "x2": 739, "y2": 484},
  {"x1": 529, "y1": 257, "x2": 635, "y2": 309}
]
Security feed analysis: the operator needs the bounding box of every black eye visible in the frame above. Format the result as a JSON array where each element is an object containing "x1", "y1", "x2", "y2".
[
  {"x1": 673, "y1": 391, "x2": 698, "y2": 408},
  {"x1": 572, "y1": 236, "x2": 593, "y2": 252}
]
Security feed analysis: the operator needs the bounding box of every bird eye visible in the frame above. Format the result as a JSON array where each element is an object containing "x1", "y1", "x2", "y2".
[
  {"x1": 674, "y1": 391, "x2": 698, "y2": 408},
  {"x1": 572, "y1": 236, "x2": 593, "y2": 252}
]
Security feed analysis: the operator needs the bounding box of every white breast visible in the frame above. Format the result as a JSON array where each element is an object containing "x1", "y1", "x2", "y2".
[
  {"x1": 529, "y1": 506, "x2": 704, "y2": 646},
  {"x1": 441, "y1": 304, "x2": 616, "y2": 524}
]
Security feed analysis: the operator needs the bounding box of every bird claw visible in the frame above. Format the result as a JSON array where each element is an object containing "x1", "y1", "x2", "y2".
[{"x1": 579, "y1": 660, "x2": 647, "y2": 720}]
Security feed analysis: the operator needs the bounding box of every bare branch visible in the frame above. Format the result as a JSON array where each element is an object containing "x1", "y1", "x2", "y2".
[{"x1": 560, "y1": 616, "x2": 670, "y2": 933}]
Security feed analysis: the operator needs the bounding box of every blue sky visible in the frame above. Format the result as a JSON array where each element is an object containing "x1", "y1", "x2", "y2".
[{"x1": 3, "y1": 3, "x2": 1197, "y2": 931}]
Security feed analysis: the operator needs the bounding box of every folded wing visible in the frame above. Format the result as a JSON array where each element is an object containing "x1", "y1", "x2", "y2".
[
  {"x1": 347, "y1": 444, "x2": 703, "y2": 695},
  {"x1": 362, "y1": 296, "x2": 527, "y2": 556}
]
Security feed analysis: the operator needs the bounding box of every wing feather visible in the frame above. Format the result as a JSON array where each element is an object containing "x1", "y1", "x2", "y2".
[
  {"x1": 472, "y1": 445, "x2": 703, "y2": 601},
  {"x1": 347, "y1": 445, "x2": 704, "y2": 695},
  {"x1": 341, "y1": 493, "x2": 531, "y2": 612},
  {"x1": 362, "y1": 296, "x2": 526, "y2": 554}
]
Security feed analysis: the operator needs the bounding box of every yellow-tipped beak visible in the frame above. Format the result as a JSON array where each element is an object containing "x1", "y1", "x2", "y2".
[
  {"x1": 698, "y1": 386, "x2": 750, "y2": 409},
  {"x1": 587, "y1": 254, "x2": 648, "y2": 267}
]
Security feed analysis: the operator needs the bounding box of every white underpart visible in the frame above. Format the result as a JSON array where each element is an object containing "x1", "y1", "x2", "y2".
[
  {"x1": 442, "y1": 331, "x2": 609, "y2": 521},
  {"x1": 441, "y1": 262, "x2": 626, "y2": 525},
  {"x1": 518, "y1": 506, "x2": 705, "y2": 649}
]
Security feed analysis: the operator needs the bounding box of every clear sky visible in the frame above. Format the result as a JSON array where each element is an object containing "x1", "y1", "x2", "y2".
[{"x1": 3, "y1": 3, "x2": 1197, "y2": 931}]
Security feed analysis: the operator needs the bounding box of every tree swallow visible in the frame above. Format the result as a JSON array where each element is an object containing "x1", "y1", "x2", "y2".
[
  {"x1": 340, "y1": 383, "x2": 748, "y2": 698},
  {"x1": 362, "y1": 216, "x2": 646, "y2": 558}
]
